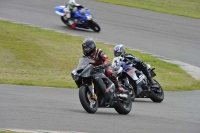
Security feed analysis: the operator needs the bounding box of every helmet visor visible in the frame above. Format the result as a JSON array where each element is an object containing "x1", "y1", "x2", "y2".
[
  {"x1": 115, "y1": 52, "x2": 121, "y2": 57},
  {"x1": 83, "y1": 46, "x2": 91, "y2": 52}
]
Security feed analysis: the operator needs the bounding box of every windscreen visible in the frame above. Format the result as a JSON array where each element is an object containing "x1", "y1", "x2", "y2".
[{"x1": 76, "y1": 57, "x2": 94, "y2": 71}]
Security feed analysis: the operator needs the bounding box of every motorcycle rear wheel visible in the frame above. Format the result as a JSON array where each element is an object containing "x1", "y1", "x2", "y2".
[
  {"x1": 114, "y1": 98, "x2": 132, "y2": 115},
  {"x1": 114, "y1": 88, "x2": 132, "y2": 115},
  {"x1": 79, "y1": 86, "x2": 98, "y2": 113},
  {"x1": 61, "y1": 16, "x2": 70, "y2": 26}
]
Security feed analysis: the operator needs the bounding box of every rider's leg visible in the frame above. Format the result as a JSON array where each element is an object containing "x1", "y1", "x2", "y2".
[
  {"x1": 106, "y1": 68, "x2": 128, "y2": 94},
  {"x1": 135, "y1": 61, "x2": 158, "y2": 87},
  {"x1": 66, "y1": 11, "x2": 76, "y2": 29}
]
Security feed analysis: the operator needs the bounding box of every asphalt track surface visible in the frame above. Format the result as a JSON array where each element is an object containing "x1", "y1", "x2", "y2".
[
  {"x1": 0, "y1": 84, "x2": 200, "y2": 133},
  {"x1": 0, "y1": 0, "x2": 200, "y2": 133}
]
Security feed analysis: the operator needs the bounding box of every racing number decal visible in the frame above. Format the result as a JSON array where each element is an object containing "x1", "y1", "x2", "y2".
[{"x1": 129, "y1": 70, "x2": 134, "y2": 75}]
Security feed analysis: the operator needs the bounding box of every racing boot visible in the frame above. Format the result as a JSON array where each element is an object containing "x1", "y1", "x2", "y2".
[
  {"x1": 109, "y1": 73, "x2": 129, "y2": 95},
  {"x1": 68, "y1": 19, "x2": 76, "y2": 29},
  {"x1": 117, "y1": 83, "x2": 129, "y2": 94},
  {"x1": 111, "y1": 75, "x2": 129, "y2": 94},
  {"x1": 147, "y1": 73, "x2": 159, "y2": 88}
]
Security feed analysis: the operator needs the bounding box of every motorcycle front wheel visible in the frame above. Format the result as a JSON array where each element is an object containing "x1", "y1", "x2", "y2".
[
  {"x1": 150, "y1": 79, "x2": 164, "y2": 103},
  {"x1": 128, "y1": 84, "x2": 135, "y2": 101},
  {"x1": 79, "y1": 86, "x2": 98, "y2": 113},
  {"x1": 89, "y1": 21, "x2": 101, "y2": 32}
]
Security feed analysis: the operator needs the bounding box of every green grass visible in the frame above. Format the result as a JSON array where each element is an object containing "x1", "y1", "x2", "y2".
[
  {"x1": 0, "y1": 131, "x2": 17, "y2": 133},
  {"x1": 96, "y1": 0, "x2": 200, "y2": 19},
  {"x1": 0, "y1": 20, "x2": 200, "y2": 91}
]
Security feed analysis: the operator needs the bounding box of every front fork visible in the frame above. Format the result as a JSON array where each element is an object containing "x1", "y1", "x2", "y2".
[{"x1": 84, "y1": 84, "x2": 97, "y2": 101}]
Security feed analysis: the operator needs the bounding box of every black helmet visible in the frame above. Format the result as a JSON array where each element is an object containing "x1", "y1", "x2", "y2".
[
  {"x1": 82, "y1": 38, "x2": 96, "y2": 56},
  {"x1": 114, "y1": 44, "x2": 125, "y2": 57}
]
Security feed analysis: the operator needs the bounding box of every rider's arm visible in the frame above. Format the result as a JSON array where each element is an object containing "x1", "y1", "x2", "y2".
[
  {"x1": 99, "y1": 50, "x2": 111, "y2": 67},
  {"x1": 124, "y1": 53, "x2": 138, "y2": 63},
  {"x1": 63, "y1": 5, "x2": 70, "y2": 17}
]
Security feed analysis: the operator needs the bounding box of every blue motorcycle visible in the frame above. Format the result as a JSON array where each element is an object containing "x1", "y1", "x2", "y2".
[
  {"x1": 112, "y1": 57, "x2": 164, "y2": 102},
  {"x1": 54, "y1": 5, "x2": 101, "y2": 32}
]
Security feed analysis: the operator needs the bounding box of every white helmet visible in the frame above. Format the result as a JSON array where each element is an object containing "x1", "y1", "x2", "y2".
[
  {"x1": 69, "y1": 0, "x2": 76, "y2": 6},
  {"x1": 114, "y1": 44, "x2": 125, "y2": 57}
]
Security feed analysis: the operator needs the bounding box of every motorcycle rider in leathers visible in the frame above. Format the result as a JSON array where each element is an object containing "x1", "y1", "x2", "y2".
[
  {"x1": 64, "y1": 0, "x2": 79, "y2": 18},
  {"x1": 63, "y1": 0, "x2": 84, "y2": 29},
  {"x1": 113, "y1": 44, "x2": 158, "y2": 88},
  {"x1": 81, "y1": 38, "x2": 129, "y2": 95}
]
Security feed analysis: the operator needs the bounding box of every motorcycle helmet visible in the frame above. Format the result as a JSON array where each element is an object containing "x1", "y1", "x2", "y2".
[
  {"x1": 114, "y1": 44, "x2": 125, "y2": 57},
  {"x1": 69, "y1": 0, "x2": 76, "y2": 6},
  {"x1": 82, "y1": 38, "x2": 96, "y2": 56}
]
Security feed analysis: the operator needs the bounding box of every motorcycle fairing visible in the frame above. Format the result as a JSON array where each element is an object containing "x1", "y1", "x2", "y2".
[
  {"x1": 125, "y1": 67, "x2": 139, "y2": 81},
  {"x1": 54, "y1": 6, "x2": 65, "y2": 16}
]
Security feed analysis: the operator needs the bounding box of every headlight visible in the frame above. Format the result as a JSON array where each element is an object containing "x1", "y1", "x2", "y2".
[
  {"x1": 71, "y1": 70, "x2": 79, "y2": 81},
  {"x1": 73, "y1": 75, "x2": 79, "y2": 81},
  {"x1": 86, "y1": 15, "x2": 92, "y2": 20},
  {"x1": 72, "y1": 73, "x2": 79, "y2": 81}
]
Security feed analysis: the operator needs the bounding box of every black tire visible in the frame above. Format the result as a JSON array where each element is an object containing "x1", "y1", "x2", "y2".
[
  {"x1": 114, "y1": 99, "x2": 132, "y2": 115},
  {"x1": 79, "y1": 86, "x2": 98, "y2": 113},
  {"x1": 114, "y1": 93, "x2": 132, "y2": 115},
  {"x1": 120, "y1": 78, "x2": 136, "y2": 102},
  {"x1": 131, "y1": 89, "x2": 136, "y2": 102},
  {"x1": 150, "y1": 79, "x2": 164, "y2": 103},
  {"x1": 60, "y1": 16, "x2": 70, "y2": 26},
  {"x1": 89, "y1": 21, "x2": 101, "y2": 32},
  {"x1": 128, "y1": 84, "x2": 135, "y2": 102}
]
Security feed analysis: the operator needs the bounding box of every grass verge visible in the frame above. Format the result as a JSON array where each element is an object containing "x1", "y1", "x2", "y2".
[
  {"x1": 96, "y1": 0, "x2": 200, "y2": 19},
  {"x1": 0, "y1": 20, "x2": 200, "y2": 91},
  {"x1": 0, "y1": 131, "x2": 17, "y2": 133}
]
